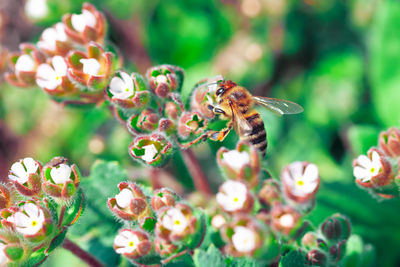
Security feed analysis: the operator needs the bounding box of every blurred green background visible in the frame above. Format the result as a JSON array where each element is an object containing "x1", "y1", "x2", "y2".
[{"x1": 0, "y1": 0, "x2": 400, "y2": 266}]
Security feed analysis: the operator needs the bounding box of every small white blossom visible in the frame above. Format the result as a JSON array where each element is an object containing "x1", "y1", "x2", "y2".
[
  {"x1": 9, "y1": 157, "x2": 39, "y2": 184},
  {"x1": 222, "y1": 150, "x2": 250, "y2": 172},
  {"x1": 0, "y1": 243, "x2": 7, "y2": 265},
  {"x1": 36, "y1": 56, "x2": 68, "y2": 90},
  {"x1": 13, "y1": 203, "x2": 45, "y2": 236},
  {"x1": 50, "y1": 164, "x2": 71, "y2": 184},
  {"x1": 155, "y1": 75, "x2": 168, "y2": 84},
  {"x1": 216, "y1": 181, "x2": 247, "y2": 212},
  {"x1": 15, "y1": 55, "x2": 36, "y2": 72},
  {"x1": 115, "y1": 189, "x2": 134, "y2": 209},
  {"x1": 109, "y1": 72, "x2": 134, "y2": 99},
  {"x1": 80, "y1": 58, "x2": 101, "y2": 76},
  {"x1": 279, "y1": 214, "x2": 295, "y2": 228},
  {"x1": 71, "y1": 10, "x2": 97, "y2": 33},
  {"x1": 161, "y1": 208, "x2": 188, "y2": 234},
  {"x1": 353, "y1": 151, "x2": 383, "y2": 183},
  {"x1": 25, "y1": 0, "x2": 48, "y2": 19},
  {"x1": 114, "y1": 230, "x2": 140, "y2": 254},
  {"x1": 282, "y1": 162, "x2": 319, "y2": 197},
  {"x1": 142, "y1": 144, "x2": 158, "y2": 163},
  {"x1": 37, "y1": 23, "x2": 67, "y2": 51},
  {"x1": 232, "y1": 226, "x2": 256, "y2": 253},
  {"x1": 211, "y1": 214, "x2": 226, "y2": 228}
]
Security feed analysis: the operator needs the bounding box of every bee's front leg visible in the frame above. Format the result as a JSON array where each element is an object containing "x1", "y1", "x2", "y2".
[{"x1": 208, "y1": 121, "x2": 233, "y2": 141}]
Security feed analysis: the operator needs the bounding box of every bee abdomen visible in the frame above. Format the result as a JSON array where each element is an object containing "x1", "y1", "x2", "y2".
[{"x1": 244, "y1": 112, "x2": 267, "y2": 156}]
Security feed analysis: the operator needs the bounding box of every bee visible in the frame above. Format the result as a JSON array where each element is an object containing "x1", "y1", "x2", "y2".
[{"x1": 207, "y1": 80, "x2": 303, "y2": 156}]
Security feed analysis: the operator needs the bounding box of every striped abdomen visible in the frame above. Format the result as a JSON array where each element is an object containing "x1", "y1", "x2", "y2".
[{"x1": 243, "y1": 111, "x2": 267, "y2": 156}]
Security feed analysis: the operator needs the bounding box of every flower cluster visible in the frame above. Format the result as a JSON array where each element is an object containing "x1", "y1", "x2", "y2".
[
  {"x1": 109, "y1": 184, "x2": 205, "y2": 265},
  {"x1": 5, "y1": 3, "x2": 121, "y2": 105},
  {"x1": 0, "y1": 157, "x2": 84, "y2": 266},
  {"x1": 352, "y1": 127, "x2": 400, "y2": 198},
  {"x1": 208, "y1": 141, "x2": 320, "y2": 261}
]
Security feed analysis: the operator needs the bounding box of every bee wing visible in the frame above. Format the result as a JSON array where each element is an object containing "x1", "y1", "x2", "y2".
[
  {"x1": 229, "y1": 102, "x2": 253, "y2": 136},
  {"x1": 253, "y1": 96, "x2": 304, "y2": 116}
]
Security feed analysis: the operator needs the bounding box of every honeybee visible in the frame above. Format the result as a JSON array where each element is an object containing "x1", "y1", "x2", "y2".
[{"x1": 207, "y1": 80, "x2": 303, "y2": 156}]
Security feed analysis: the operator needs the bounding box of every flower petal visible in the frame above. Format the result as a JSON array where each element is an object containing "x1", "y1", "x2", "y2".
[{"x1": 23, "y1": 157, "x2": 38, "y2": 174}]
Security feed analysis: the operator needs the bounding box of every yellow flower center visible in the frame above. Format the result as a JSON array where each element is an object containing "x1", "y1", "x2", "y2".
[
  {"x1": 56, "y1": 76, "x2": 60, "y2": 81},
  {"x1": 31, "y1": 221, "x2": 37, "y2": 227},
  {"x1": 233, "y1": 197, "x2": 239, "y2": 202},
  {"x1": 125, "y1": 87, "x2": 129, "y2": 92},
  {"x1": 174, "y1": 220, "x2": 181, "y2": 225},
  {"x1": 370, "y1": 167, "x2": 375, "y2": 173},
  {"x1": 296, "y1": 180, "x2": 304, "y2": 186},
  {"x1": 128, "y1": 241, "x2": 135, "y2": 247}
]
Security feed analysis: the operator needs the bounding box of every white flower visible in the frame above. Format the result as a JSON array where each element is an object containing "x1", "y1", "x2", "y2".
[
  {"x1": 109, "y1": 72, "x2": 134, "y2": 99},
  {"x1": 36, "y1": 56, "x2": 68, "y2": 90},
  {"x1": 222, "y1": 150, "x2": 250, "y2": 172},
  {"x1": 142, "y1": 144, "x2": 158, "y2": 163},
  {"x1": 8, "y1": 157, "x2": 39, "y2": 184},
  {"x1": 37, "y1": 23, "x2": 67, "y2": 51},
  {"x1": 15, "y1": 55, "x2": 36, "y2": 72},
  {"x1": 50, "y1": 164, "x2": 71, "y2": 184},
  {"x1": 232, "y1": 226, "x2": 256, "y2": 253},
  {"x1": 279, "y1": 214, "x2": 295, "y2": 228},
  {"x1": 71, "y1": 10, "x2": 97, "y2": 33},
  {"x1": 353, "y1": 151, "x2": 383, "y2": 183},
  {"x1": 0, "y1": 243, "x2": 8, "y2": 265},
  {"x1": 211, "y1": 214, "x2": 226, "y2": 228},
  {"x1": 25, "y1": 0, "x2": 48, "y2": 19},
  {"x1": 282, "y1": 162, "x2": 319, "y2": 197},
  {"x1": 115, "y1": 189, "x2": 134, "y2": 209},
  {"x1": 155, "y1": 75, "x2": 168, "y2": 84},
  {"x1": 13, "y1": 203, "x2": 45, "y2": 236},
  {"x1": 161, "y1": 208, "x2": 188, "y2": 234},
  {"x1": 80, "y1": 58, "x2": 101, "y2": 76},
  {"x1": 216, "y1": 181, "x2": 247, "y2": 212},
  {"x1": 114, "y1": 230, "x2": 140, "y2": 254}
]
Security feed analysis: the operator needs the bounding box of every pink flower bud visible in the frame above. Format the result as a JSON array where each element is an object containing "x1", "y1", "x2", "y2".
[
  {"x1": 177, "y1": 112, "x2": 207, "y2": 139},
  {"x1": 258, "y1": 179, "x2": 281, "y2": 208},
  {"x1": 0, "y1": 185, "x2": 11, "y2": 210},
  {"x1": 155, "y1": 203, "x2": 197, "y2": 242},
  {"x1": 113, "y1": 229, "x2": 152, "y2": 259},
  {"x1": 306, "y1": 249, "x2": 326, "y2": 266},
  {"x1": 8, "y1": 157, "x2": 42, "y2": 197},
  {"x1": 151, "y1": 188, "x2": 177, "y2": 212},
  {"x1": 320, "y1": 214, "x2": 351, "y2": 242},
  {"x1": 41, "y1": 157, "x2": 80, "y2": 199},
  {"x1": 108, "y1": 182, "x2": 151, "y2": 222},
  {"x1": 353, "y1": 148, "x2": 393, "y2": 188},
  {"x1": 154, "y1": 237, "x2": 178, "y2": 257},
  {"x1": 129, "y1": 134, "x2": 173, "y2": 167},
  {"x1": 216, "y1": 180, "x2": 253, "y2": 213},
  {"x1": 281, "y1": 161, "x2": 320, "y2": 203},
  {"x1": 146, "y1": 65, "x2": 184, "y2": 98},
  {"x1": 164, "y1": 102, "x2": 182, "y2": 120},
  {"x1": 301, "y1": 232, "x2": 318, "y2": 249},
  {"x1": 270, "y1": 205, "x2": 301, "y2": 236},
  {"x1": 217, "y1": 141, "x2": 260, "y2": 188},
  {"x1": 37, "y1": 23, "x2": 72, "y2": 56},
  {"x1": 5, "y1": 43, "x2": 46, "y2": 87},
  {"x1": 379, "y1": 127, "x2": 400, "y2": 157},
  {"x1": 127, "y1": 109, "x2": 160, "y2": 135},
  {"x1": 62, "y1": 3, "x2": 107, "y2": 45}
]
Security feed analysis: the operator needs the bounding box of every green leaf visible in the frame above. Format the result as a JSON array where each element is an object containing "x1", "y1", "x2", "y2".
[
  {"x1": 227, "y1": 257, "x2": 260, "y2": 267},
  {"x1": 193, "y1": 245, "x2": 226, "y2": 267},
  {"x1": 164, "y1": 252, "x2": 195, "y2": 267},
  {"x1": 22, "y1": 247, "x2": 47, "y2": 267},
  {"x1": 62, "y1": 188, "x2": 85, "y2": 226},
  {"x1": 279, "y1": 250, "x2": 307, "y2": 267},
  {"x1": 347, "y1": 125, "x2": 380, "y2": 155},
  {"x1": 46, "y1": 230, "x2": 68, "y2": 254},
  {"x1": 5, "y1": 246, "x2": 24, "y2": 261}
]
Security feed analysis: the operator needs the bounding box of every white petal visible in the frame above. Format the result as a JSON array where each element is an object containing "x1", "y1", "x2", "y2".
[
  {"x1": 288, "y1": 161, "x2": 303, "y2": 179},
  {"x1": 23, "y1": 157, "x2": 38, "y2": 174},
  {"x1": 222, "y1": 150, "x2": 250, "y2": 171},
  {"x1": 162, "y1": 208, "x2": 188, "y2": 234},
  {"x1": 71, "y1": 10, "x2": 97, "y2": 33},
  {"x1": 142, "y1": 144, "x2": 158, "y2": 163},
  {"x1": 15, "y1": 55, "x2": 36, "y2": 72},
  {"x1": 232, "y1": 226, "x2": 256, "y2": 253},
  {"x1": 13, "y1": 212, "x2": 30, "y2": 228},
  {"x1": 115, "y1": 189, "x2": 134, "y2": 209},
  {"x1": 80, "y1": 58, "x2": 101, "y2": 76},
  {"x1": 54, "y1": 23, "x2": 67, "y2": 41},
  {"x1": 120, "y1": 72, "x2": 133, "y2": 91},
  {"x1": 302, "y1": 164, "x2": 318, "y2": 182},
  {"x1": 10, "y1": 161, "x2": 28, "y2": 183},
  {"x1": 50, "y1": 164, "x2": 72, "y2": 184},
  {"x1": 109, "y1": 77, "x2": 126, "y2": 94},
  {"x1": 25, "y1": 0, "x2": 48, "y2": 19},
  {"x1": 114, "y1": 233, "x2": 129, "y2": 247},
  {"x1": 37, "y1": 64, "x2": 57, "y2": 79},
  {"x1": 36, "y1": 78, "x2": 59, "y2": 90},
  {"x1": 52, "y1": 56, "x2": 67, "y2": 76},
  {"x1": 356, "y1": 155, "x2": 371, "y2": 169},
  {"x1": 0, "y1": 247, "x2": 8, "y2": 265},
  {"x1": 24, "y1": 203, "x2": 40, "y2": 219},
  {"x1": 40, "y1": 28, "x2": 57, "y2": 50},
  {"x1": 279, "y1": 214, "x2": 295, "y2": 228},
  {"x1": 353, "y1": 166, "x2": 370, "y2": 180}
]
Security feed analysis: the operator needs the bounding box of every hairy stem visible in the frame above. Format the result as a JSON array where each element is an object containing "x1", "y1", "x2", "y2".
[
  {"x1": 181, "y1": 149, "x2": 213, "y2": 196},
  {"x1": 62, "y1": 238, "x2": 105, "y2": 267}
]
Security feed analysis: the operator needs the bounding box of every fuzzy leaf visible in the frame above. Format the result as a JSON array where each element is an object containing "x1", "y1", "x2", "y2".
[
  {"x1": 279, "y1": 250, "x2": 306, "y2": 267},
  {"x1": 193, "y1": 245, "x2": 226, "y2": 267},
  {"x1": 5, "y1": 246, "x2": 24, "y2": 261}
]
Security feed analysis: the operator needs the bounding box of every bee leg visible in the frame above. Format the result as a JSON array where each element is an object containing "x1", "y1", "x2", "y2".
[
  {"x1": 175, "y1": 132, "x2": 210, "y2": 149},
  {"x1": 208, "y1": 121, "x2": 233, "y2": 141},
  {"x1": 208, "y1": 105, "x2": 226, "y2": 115}
]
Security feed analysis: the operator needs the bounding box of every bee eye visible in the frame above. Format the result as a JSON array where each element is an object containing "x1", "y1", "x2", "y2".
[{"x1": 216, "y1": 88, "x2": 225, "y2": 96}]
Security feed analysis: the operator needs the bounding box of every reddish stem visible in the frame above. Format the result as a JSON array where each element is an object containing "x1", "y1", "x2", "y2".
[
  {"x1": 57, "y1": 206, "x2": 66, "y2": 228},
  {"x1": 149, "y1": 167, "x2": 162, "y2": 189},
  {"x1": 62, "y1": 238, "x2": 105, "y2": 267},
  {"x1": 181, "y1": 149, "x2": 213, "y2": 196}
]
